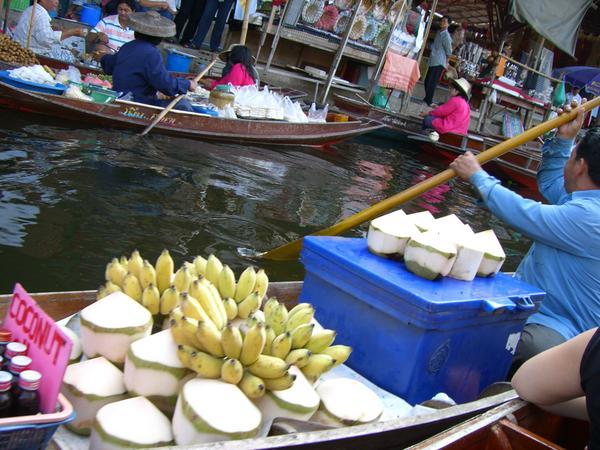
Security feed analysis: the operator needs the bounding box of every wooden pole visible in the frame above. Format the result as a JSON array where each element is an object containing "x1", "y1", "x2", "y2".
[
  {"x1": 264, "y1": 0, "x2": 289, "y2": 72},
  {"x1": 414, "y1": 0, "x2": 438, "y2": 67},
  {"x1": 26, "y1": 0, "x2": 38, "y2": 50},
  {"x1": 319, "y1": 0, "x2": 363, "y2": 104},
  {"x1": 476, "y1": 39, "x2": 505, "y2": 132},
  {"x1": 140, "y1": 59, "x2": 217, "y2": 136},
  {"x1": 239, "y1": 0, "x2": 251, "y2": 44},
  {"x1": 2, "y1": 0, "x2": 9, "y2": 34},
  {"x1": 261, "y1": 96, "x2": 600, "y2": 261},
  {"x1": 255, "y1": 4, "x2": 277, "y2": 63}
]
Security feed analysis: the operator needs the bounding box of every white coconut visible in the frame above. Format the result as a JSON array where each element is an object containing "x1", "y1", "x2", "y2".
[
  {"x1": 428, "y1": 214, "x2": 464, "y2": 233},
  {"x1": 312, "y1": 378, "x2": 382, "y2": 427},
  {"x1": 172, "y1": 378, "x2": 262, "y2": 445},
  {"x1": 90, "y1": 396, "x2": 173, "y2": 449},
  {"x1": 404, "y1": 231, "x2": 457, "y2": 280},
  {"x1": 254, "y1": 366, "x2": 320, "y2": 424},
  {"x1": 448, "y1": 234, "x2": 485, "y2": 281},
  {"x1": 367, "y1": 210, "x2": 421, "y2": 257},
  {"x1": 404, "y1": 211, "x2": 436, "y2": 231},
  {"x1": 61, "y1": 357, "x2": 127, "y2": 435},
  {"x1": 59, "y1": 324, "x2": 82, "y2": 364},
  {"x1": 475, "y1": 230, "x2": 506, "y2": 276},
  {"x1": 80, "y1": 291, "x2": 152, "y2": 364}
]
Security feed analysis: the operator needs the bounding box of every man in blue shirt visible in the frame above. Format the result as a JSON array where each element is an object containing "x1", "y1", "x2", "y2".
[
  {"x1": 450, "y1": 106, "x2": 600, "y2": 375},
  {"x1": 423, "y1": 16, "x2": 452, "y2": 106}
]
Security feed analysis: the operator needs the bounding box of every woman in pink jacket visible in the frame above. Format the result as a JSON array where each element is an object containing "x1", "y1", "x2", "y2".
[
  {"x1": 421, "y1": 78, "x2": 471, "y2": 136},
  {"x1": 209, "y1": 45, "x2": 258, "y2": 89}
]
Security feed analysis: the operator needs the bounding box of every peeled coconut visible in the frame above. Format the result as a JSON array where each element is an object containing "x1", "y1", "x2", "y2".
[
  {"x1": 80, "y1": 291, "x2": 152, "y2": 364},
  {"x1": 312, "y1": 378, "x2": 382, "y2": 427},
  {"x1": 405, "y1": 211, "x2": 435, "y2": 231},
  {"x1": 172, "y1": 378, "x2": 262, "y2": 445},
  {"x1": 61, "y1": 357, "x2": 127, "y2": 435},
  {"x1": 448, "y1": 233, "x2": 485, "y2": 281},
  {"x1": 90, "y1": 396, "x2": 173, "y2": 450},
  {"x1": 428, "y1": 214, "x2": 464, "y2": 233},
  {"x1": 124, "y1": 329, "x2": 190, "y2": 415},
  {"x1": 475, "y1": 230, "x2": 506, "y2": 276},
  {"x1": 59, "y1": 324, "x2": 82, "y2": 364},
  {"x1": 254, "y1": 366, "x2": 320, "y2": 424},
  {"x1": 404, "y1": 231, "x2": 457, "y2": 280},
  {"x1": 367, "y1": 210, "x2": 420, "y2": 257}
]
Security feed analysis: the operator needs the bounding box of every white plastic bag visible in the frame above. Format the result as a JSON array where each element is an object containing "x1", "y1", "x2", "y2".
[
  {"x1": 219, "y1": 105, "x2": 237, "y2": 119},
  {"x1": 307, "y1": 103, "x2": 329, "y2": 123}
]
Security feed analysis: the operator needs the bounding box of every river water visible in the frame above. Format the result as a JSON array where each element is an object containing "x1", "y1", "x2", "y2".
[{"x1": 0, "y1": 111, "x2": 534, "y2": 294}]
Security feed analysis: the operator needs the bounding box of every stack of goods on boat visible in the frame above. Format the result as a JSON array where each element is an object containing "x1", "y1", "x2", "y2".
[{"x1": 0, "y1": 34, "x2": 38, "y2": 66}]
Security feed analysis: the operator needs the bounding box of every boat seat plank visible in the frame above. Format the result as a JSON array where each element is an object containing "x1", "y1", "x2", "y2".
[{"x1": 499, "y1": 419, "x2": 566, "y2": 450}]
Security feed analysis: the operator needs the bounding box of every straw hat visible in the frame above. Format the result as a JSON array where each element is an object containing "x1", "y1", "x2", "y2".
[
  {"x1": 452, "y1": 78, "x2": 471, "y2": 99},
  {"x1": 128, "y1": 11, "x2": 175, "y2": 38},
  {"x1": 218, "y1": 44, "x2": 256, "y2": 63}
]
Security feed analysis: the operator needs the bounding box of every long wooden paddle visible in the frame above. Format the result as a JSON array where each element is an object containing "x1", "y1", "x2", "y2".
[
  {"x1": 262, "y1": 96, "x2": 600, "y2": 261},
  {"x1": 140, "y1": 58, "x2": 218, "y2": 136}
]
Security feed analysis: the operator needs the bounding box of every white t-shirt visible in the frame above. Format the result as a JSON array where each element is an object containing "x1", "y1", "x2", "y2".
[{"x1": 12, "y1": 4, "x2": 62, "y2": 53}]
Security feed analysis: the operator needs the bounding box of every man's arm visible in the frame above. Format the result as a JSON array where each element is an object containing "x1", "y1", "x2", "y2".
[
  {"x1": 537, "y1": 136, "x2": 572, "y2": 205},
  {"x1": 145, "y1": 51, "x2": 191, "y2": 96},
  {"x1": 443, "y1": 31, "x2": 452, "y2": 57}
]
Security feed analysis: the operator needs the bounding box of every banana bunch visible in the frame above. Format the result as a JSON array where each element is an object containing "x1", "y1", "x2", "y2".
[{"x1": 262, "y1": 298, "x2": 353, "y2": 383}]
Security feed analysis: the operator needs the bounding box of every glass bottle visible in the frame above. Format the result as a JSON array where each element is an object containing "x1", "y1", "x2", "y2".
[
  {"x1": 14, "y1": 370, "x2": 41, "y2": 416},
  {"x1": 0, "y1": 371, "x2": 12, "y2": 418},
  {"x1": 2, "y1": 342, "x2": 27, "y2": 371},
  {"x1": 0, "y1": 330, "x2": 12, "y2": 357},
  {"x1": 8, "y1": 355, "x2": 32, "y2": 389}
]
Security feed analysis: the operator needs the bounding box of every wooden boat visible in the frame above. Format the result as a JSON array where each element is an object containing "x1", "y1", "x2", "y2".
[
  {"x1": 0, "y1": 81, "x2": 383, "y2": 146},
  {"x1": 408, "y1": 398, "x2": 589, "y2": 449},
  {"x1": 0, "y1": 283, "x2": 521, "y2": 450},
  {"x1": 333, "y1": 93, "x2": 542, "y2": 191}
]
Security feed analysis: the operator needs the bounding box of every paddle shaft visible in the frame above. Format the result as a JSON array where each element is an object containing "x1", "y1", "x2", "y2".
[
  {"x1": 262, "y1": 96, "x2": 600, "y2": 261},
  {"x1": 140, "y1": 58, "x2": 217, "y2": 136},
  {"x1": 26, "y1": 0, "x2": 38, "y2": 49}
]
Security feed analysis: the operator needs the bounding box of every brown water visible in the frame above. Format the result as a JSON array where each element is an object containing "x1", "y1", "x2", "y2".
[{"x1": 0, "y1": 112, "x2": 533, "y2": 294}]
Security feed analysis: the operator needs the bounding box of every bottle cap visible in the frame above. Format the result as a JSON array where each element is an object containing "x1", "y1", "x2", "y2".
[
  {"x1": 9, "y1": 355, "x2": 32, "y2": 374},
  {"x1": 0, "y1": 329, "x2": 12, "y2": 343},
  {"x1": 18, "y1": 370, "x2": 41, "y2": 391},
  {"x1": 0, "y1": 371, "x2": 12, "y2": 391},
  {"x1": 5, "y1": 342, "x2": 27, "y2": 359}
]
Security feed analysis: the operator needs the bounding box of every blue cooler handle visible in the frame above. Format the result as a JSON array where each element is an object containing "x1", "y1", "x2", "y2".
[
  {"x1": 481, "y1": 297, "x2": 516, "y2": 313},
  {"x1": 511, "y1": 295, "x2": 535, "y2": 311}
]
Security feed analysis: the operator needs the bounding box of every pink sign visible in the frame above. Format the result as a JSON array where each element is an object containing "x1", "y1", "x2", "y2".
[{"x1": 3, "y1": 284, "x2": 72, "y2": 414}]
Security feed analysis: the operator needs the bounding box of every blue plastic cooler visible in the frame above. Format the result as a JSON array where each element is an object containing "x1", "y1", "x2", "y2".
[{"x1": 300, "y1": 236, "x2": 545, "y2": 404}]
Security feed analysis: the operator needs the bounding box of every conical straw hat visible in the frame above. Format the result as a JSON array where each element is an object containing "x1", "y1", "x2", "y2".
[{"x1": 127, "y1": 11, "x2": 175, "y2": 38}]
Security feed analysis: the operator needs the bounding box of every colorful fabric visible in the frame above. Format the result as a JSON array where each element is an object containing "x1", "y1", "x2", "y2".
[
  {"x1": 428, "y1": 96, "x2": 470, "y2": 135},
  {"x1": 92, "y1": 14, "x2": 134, "y2": 52},
  {"x1": 379, "y1": 51, "x2": 420, "y2": 93},
  {"x1": 502, "y1": 111, "x2": 524, "y2": 138},
  {"x1": 470, "y1": 136, "x2": 600, "y2": 340},
  {"x1": 211, "y1": 63, "x2": 255, "y2": 89}
]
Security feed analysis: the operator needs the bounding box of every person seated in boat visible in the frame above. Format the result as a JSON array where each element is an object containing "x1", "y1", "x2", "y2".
[
  {"x1": 450, "y1": 101, "x2": 600, "y2": 378},
  {"x1": 203, "y1": 44, "x2": 258, "y2": 89},
  {"x1": 100, "y1": 11, "x2": 197, "y2": 111},
  {"x1": 12, "y1": 0, "x2": 86, "y2": 61},
  {"x1": 511, "y1": 327, "x2": 598, "y2": 448},
  {"x1": 420, "y1": 77, "x2": 471, "y2": 136},
  {"x1": 86, "y1": 0, "x2": 136, "y2": 58}
]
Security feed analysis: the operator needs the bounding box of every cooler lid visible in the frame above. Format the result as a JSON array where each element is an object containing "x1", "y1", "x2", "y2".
[{"x1": 301, "y1": 237, "x2": 545, "y2": 314}]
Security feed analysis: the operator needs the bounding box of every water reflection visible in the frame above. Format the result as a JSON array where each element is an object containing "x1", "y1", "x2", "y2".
[{"x1": 0, "y1": 112, "x2": 533, "y2": 293}]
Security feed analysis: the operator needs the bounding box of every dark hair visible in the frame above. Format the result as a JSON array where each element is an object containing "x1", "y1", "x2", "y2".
[
  {"x1": 222, "y1": 45, "x2": 256, "y2": 82},
  {"x1": 575, "y1": 127, "x2": 600, "y2": 186},
  {"x1": 117, "y1": 0, "x2": 136, "y2": 10},
  {"x1": 134, "y1": 31, "x2": 163, "y2": 46}
]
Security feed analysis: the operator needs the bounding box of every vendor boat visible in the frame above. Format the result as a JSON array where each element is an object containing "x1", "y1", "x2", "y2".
[
  {"x1": 0, "y1": 80, "x2": 383, "y2": 146},
  {"x1": 0, "y1": 283, "x2": 523, "y2": 450}
]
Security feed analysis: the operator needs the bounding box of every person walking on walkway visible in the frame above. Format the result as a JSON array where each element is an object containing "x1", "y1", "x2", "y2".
[
  {"x1": 174, "y1": 0, "x2": 206, "y2": 45},
  {"x1": 186, "y1": 0, "x2": 234, "y2": 52},
  {"x1": 423, "y1": 16, "x2": 452, "y2": 106}
]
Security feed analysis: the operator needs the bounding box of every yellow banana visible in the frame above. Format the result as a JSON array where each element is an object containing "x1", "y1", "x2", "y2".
[
  {"x1": 193, "y1": 255, "x2": 208, "y2": 276},
  {"x1": 270, "y1": 332, "x2": 292, "y2": 360},
  {"x1": 305, "y1": 329, "x2": 337, "y2": 353},
  {"x1": 188, "y1": 350, "x2": 224, "y2": 378},
  {"x1": 180, "y1": 316, "x2": 205, "y2": 349},
  {"x1": 155, "y1": 249, "x2": 174, "y2": 294},
  {"x1": 266, "y1": 302, "x2": 288, "y2": 336},
  {"x1": 239, "y1": 371, "x2": 265, "y2": 399},
  {"x1": 222, "y1": 324, "x2": 243, "y2": 360},
  {"x1": 320, "y1": 345, "x2": 352, "y2": 367},
  {"x1": 247, "y1": 354, "x2": 289, "y2": 379},
  {"x1": 218, "y1": 265, "x2": 236, "y2": 299},
  {"x1": 221, "y1": 358, "x2": 244, "y2": 384},
  {"x1": 234, "y1": 266, "x2": 256, "y2": 303},
  {"x1": 263, "y1": 371, "x2": 296, "y2": 391},
  {"x1": 180, "y1": 293, "x2": 212, "y2": 324},
  {"x1": 106, "y1": 258, "x2": 127, "y2": 287},
  {"x1": 195, "y1": 320, "x2": 224, "y2": 357},
  {"x1": 96, "y1": 285, "x2": 107, "y2": 300},
  {"x1": 205, "y1": 254, "x2": 223, "y2": 286},
  {"x1": 119, "y1": 256, "x2": 129, "y2": 272},
  {"x1": 122, "y1": 272, "x2": 142, "y2": 302},
  {"x1": 205, "y1": 280, "x2": 228, "y2": 327},
  {"x1": 159, "y1": 285, "x2": 180, "y2": 315},
  {"x1": 98, "y1": 281, "x2": 121, "y2": 299},
  {"x1": 176, "y1": 344, "x2": 196, "y2": 369},
  {"x1": 239, "y1": 322, "x2": 266, "y2": 366},
  {"x1": 285, "y1": 349, "x2": 312, "y2": 368},
  {"x1": 253, "y1": 269, "x2": 269, "y2": 300},
  {"x1": 285, "y1": 306, "x2": 315, "y2": 332},
  {"x1": 170, "y1": 319, "x2": 199, "y2": 348},
  {"x1": 142, "y1": 284, "x2": 160, "y2": 315},
  {"x1": 291, "y1": 323, "x2": 315, "y2": 349},
  {"x1": 263, "y1": 297, "x2": 279, "y2": 323},
  {"x1": 300, "y1": 354, "x2": 336, "y2": 381},
  {"x1": 128, "y1": 250, "x2": 144, "y2": 279},
  {"x1": 263, "y1": 325, "x2": 276, "y2": 356},
  {"x1": 139, "y1": 260, "x2": 157, "y2": 289},
  {"x1": 222, "y1": 298, "x2": 238, "y2": 320},
  {"x1": 237, "y1": 291, "x2": 261, "y2": 319},
  {"x1": 173, "y1": 265, "x2": 193, "y2": 293},
  {"x1": 190, "y1": 280, "x2": 223, "y2": 329},
  {"x1": 169, "y1": 306, "x2": 184, "y2": 322}
]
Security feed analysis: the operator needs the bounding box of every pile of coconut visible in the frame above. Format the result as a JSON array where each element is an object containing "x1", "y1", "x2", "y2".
[
  {"x1": 60, "y1": 291, "x2": 383, "y2": 447},
  {"x1": 367, "y1": 210, "x2": 506, "y2": 281}
]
